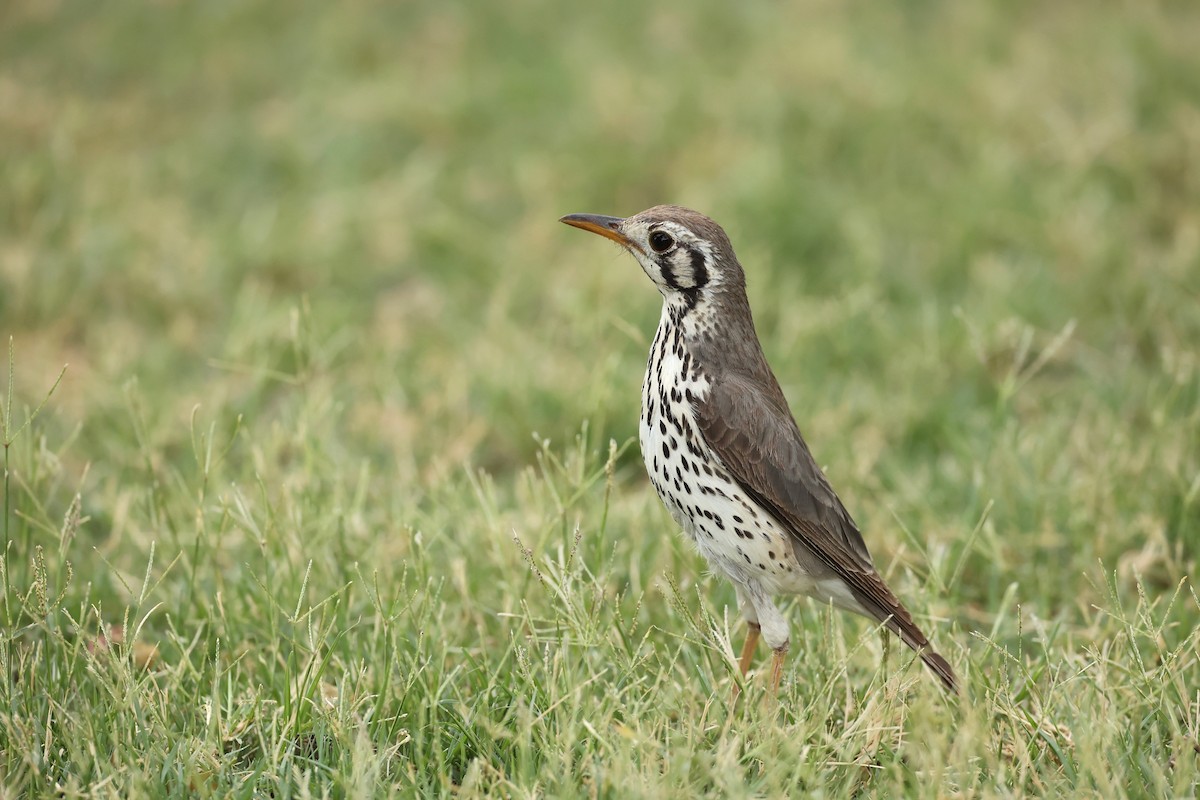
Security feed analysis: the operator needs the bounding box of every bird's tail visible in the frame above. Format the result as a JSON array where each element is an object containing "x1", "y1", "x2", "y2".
[
  {"x1": 915, "y1": 645, "x2": 958, "y2": 694},
  {"x1": 886, "y1": 615, "x2": 958, "y2": 694},
  {"x1": 839, "y1": 571, "x2": 958, "y2": 692}
]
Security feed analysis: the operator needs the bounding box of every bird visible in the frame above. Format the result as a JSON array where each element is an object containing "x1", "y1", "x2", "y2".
[{"x1": 559, "y1": 205, "x2": 957, "y2": 694}]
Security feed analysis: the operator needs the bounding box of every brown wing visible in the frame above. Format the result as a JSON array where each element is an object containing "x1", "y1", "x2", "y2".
[{"x1": 695, "y1": 371, "x2": 957, "y2": 691}]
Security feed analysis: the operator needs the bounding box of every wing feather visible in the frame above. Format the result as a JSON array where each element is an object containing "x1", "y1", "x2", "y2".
[{"x1": 695, "y1": 372, "x2": 957, "y2": 691}]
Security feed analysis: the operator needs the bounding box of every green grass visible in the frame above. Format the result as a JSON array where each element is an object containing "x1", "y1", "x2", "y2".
[{"x1": 2, "y1": 0, "x2": 1199, "y2": 796}]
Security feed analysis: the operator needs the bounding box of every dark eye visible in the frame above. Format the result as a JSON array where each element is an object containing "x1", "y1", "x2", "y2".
[{"x1": 648, "y1": 230, "x2": 675, "y2": 253}]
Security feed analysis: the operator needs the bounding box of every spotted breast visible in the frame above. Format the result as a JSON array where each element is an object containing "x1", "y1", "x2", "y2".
[{"x1": 639, "y1": 303, "x2": 854, "y2": 614}]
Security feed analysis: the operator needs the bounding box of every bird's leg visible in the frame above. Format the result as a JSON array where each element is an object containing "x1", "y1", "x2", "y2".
[
  {"x1": 731, "y1": 586, "x2": 761, "y2": 701},
  {"x1": 738, "y1": 622, "x2": 761, "y2": 677},
  {"x1": 731, "y1": 621, "x2": 762, "y2": 702},
  {"x1": 769, "y1": 645, "x2": 788, "y2": 694},
  {"x1": 736, "y1": 586, "x2": 790, "y2": 698}
]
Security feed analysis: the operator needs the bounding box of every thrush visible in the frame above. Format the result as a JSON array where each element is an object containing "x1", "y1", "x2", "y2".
[{"x1": 560, "y1": 205, "x2": 957, "y2": 694}]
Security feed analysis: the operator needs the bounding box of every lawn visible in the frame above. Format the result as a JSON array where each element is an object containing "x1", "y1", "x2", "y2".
[{"x1": 1, "y1": 0, "x2": 1198, "y2": 796}]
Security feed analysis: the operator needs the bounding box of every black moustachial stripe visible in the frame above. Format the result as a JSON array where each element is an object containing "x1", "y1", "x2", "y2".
[
  {"x1": 687, "y1": 245, "x2": 709, "y2": 289},
  {"x1": 674, "y1": 245, "x2": 706, "y2": 311},
  {"x1": 658, "y1": 257, "x2": 680, "y2": 291}
]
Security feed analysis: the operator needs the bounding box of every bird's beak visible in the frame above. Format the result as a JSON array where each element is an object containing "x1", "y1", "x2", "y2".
[{"x1": 559, "y1": 213, "x2": 639, "y2": 252}]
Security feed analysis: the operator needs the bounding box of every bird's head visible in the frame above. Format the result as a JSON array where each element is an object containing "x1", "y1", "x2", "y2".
[{"x1": 560, "y1": 205, "x2": 745, "y2": 307}]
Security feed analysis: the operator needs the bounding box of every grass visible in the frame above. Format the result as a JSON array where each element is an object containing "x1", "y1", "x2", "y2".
[{"x1": 1, "y1": 0, "x2": 1199, "y2": 796}]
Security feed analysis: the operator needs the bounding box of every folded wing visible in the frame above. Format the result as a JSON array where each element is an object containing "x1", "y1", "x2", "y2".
[{"x1": 695, "y1": 371, "x2": 957, "y2": 692}]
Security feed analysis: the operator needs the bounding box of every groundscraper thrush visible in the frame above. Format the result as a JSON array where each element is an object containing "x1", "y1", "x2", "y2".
[{"x1": 561, "y1": 205, "x2": 956, "y2": 693}]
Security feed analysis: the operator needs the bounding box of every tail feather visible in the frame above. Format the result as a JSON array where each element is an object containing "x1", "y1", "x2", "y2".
[
  {"x1": 917, "y1": 647, "x2": 958, "y2": 693},
  {"x1": 831, "y1": 566, "x2": 958, "y2": 692},
  {"x1": 886, "y1": 614, "x2": 958, "y2": 693}
]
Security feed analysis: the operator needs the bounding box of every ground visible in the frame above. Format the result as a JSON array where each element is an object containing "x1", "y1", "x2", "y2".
[{"x1": 1, "y1": 1, "x2": 1198, "y2": 797}]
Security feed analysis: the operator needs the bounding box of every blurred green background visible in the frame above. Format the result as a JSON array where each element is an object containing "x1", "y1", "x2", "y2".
[{"x1": 2, "y1": 0, "x2": 1198, "y2": 796}]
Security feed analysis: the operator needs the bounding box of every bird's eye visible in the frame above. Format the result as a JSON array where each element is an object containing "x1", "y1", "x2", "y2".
[{"x1": 648, "y1": 230, "x2": 675, "y2": 253}]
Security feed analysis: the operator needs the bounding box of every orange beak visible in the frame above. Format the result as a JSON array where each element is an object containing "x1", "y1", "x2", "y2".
[{"x1": 559, "y1": 213, "x2": 640, "y2": 252}]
